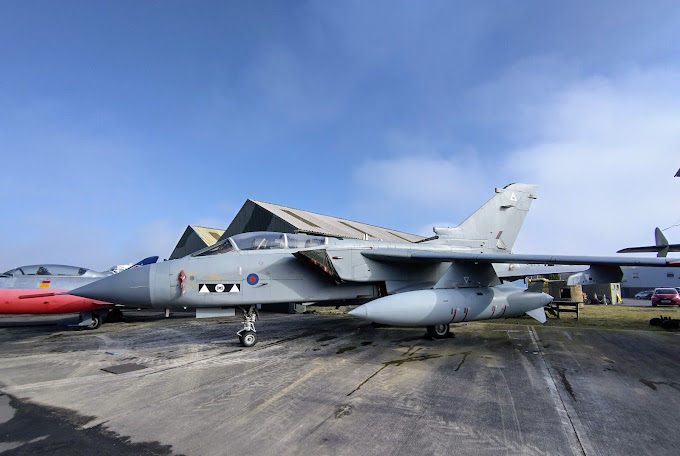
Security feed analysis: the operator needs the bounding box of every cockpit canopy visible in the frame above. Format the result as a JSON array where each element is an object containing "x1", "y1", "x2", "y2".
[
  {"x1": 193, "y1": 232, "x2": 327, "y2": 257},
  {"x1": 1, "y1": 264, "x2": 97, "y2": 277}
]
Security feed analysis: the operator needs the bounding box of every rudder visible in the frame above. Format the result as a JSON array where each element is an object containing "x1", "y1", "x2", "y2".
[{"x1": 432, "y1": 183, "x2": 538, "y2": 253}]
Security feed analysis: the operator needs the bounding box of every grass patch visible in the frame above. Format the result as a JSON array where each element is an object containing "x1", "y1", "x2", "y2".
[
  {"x1": 317, "y1": 303, "x2": 680, "y2": 332},
  {"x1": 482, "y1": 305, "x2": 680, "y2": 331}
]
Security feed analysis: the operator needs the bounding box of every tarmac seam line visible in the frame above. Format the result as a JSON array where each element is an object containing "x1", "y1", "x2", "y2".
[{"x1": 528, "y1": 326, "x2": 594, "y2": 456}]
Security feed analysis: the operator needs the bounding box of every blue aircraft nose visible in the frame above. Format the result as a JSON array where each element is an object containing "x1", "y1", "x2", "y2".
[{"x1": 69, "y1": 265, "x2": 152, "y2": 306}]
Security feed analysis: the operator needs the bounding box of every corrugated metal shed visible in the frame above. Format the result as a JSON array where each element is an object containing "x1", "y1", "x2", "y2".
[
  {"x1": 192, "y1": 226, "x2": 225, "y2": 246},
  {"x1": 221, "y1": 200, "x2": 424, "y2": 243},
  {"x1": 169, "y1": 226, "x2": 225, "y2": 260}
]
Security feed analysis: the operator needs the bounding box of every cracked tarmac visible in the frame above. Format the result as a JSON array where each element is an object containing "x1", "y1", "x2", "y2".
[{"x1": 1, "y1": 311, "x2": 679, "y2": 455}]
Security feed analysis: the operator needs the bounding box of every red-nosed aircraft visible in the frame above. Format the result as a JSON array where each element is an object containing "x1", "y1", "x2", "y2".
[{"x1": 0, "y1": 258, "x2": 158, "y2": 329}]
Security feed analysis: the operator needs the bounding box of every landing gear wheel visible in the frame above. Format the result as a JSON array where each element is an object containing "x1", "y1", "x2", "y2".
[
  {"x1": 427, "y1": 324, "x2": 451, "y2": 339},
  {"x1": 237, "y1": 305, "x2": 260, "y2": 347},
  {"x1": 239, "y1": 331, "x2": 258, "y2": 347},
  {"x1": 86, "y1": 314, "x2": 103, "y2": 330}
]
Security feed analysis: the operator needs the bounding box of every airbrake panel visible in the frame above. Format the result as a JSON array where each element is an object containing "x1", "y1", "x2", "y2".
[{"x1": 293, "y1": 249, "x2": 342, "y2": 283}]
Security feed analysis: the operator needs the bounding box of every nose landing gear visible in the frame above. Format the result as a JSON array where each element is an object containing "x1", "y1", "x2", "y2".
[
  {"x1": 237, "y1": 305, "x2": 259, "y2": 347},
  {"x1": 75, "y1": 311, "x2": 104, "y2": 330}
]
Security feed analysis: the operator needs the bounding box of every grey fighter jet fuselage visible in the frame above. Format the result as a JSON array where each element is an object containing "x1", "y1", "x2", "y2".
[{"x1": 69, "y1": 184, "x2": 679, "y2": 346}]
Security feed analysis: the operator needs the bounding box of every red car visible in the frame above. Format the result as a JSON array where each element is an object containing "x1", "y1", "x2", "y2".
[{"x1": 651, "y1": 288, "x2": 680, "y2": 306}]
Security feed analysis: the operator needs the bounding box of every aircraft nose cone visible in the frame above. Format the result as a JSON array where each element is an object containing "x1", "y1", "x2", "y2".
[
  {"x1": 70, "y1": 265, "x2": 152, "y2": 306},
  {"x1": 541, "y1": 292, "x2": 554, "y2": 306}
]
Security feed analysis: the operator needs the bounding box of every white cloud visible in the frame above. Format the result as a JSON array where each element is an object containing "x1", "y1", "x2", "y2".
[
  {"x1": 351, "y1": 66, "x2": 680, "y2": 256},
  {"x1": 509, "y1": 68, "x2": 680, "y2": 255}
]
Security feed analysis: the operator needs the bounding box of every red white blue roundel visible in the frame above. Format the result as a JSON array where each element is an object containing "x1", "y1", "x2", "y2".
[{"x1": 247, "y1": 273, "x2": 259, "y2": 285}]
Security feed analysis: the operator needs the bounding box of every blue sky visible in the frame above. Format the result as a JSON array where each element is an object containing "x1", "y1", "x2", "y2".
[{"x1": 1, "y1": 1, "x2": 679, "y2": 271}]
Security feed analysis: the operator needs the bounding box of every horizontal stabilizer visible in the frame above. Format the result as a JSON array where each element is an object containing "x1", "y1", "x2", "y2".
[
  {"x1": 617, "y1": 246, "x2": 680, "y2": 254},
  {"x1": 617, "y1": 228, "x2": 680, "y2": 258},
  {"x1": 525, "y1": 307, "x2": 547, "y2": 324}
]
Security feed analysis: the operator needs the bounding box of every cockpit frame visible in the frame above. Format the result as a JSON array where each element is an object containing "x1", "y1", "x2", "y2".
[{"x1": 191, "y1": 232, "x2": 327, "y2": 257}]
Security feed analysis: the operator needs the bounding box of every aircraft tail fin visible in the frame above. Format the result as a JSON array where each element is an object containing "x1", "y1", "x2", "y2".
[
  {"x1": 617, "y1": 227, "x2": 680, "y2": 258},
  {"x1": 433, "y1": 183, "x2": 538, "y2": 253},
  {"x1": 654, "y1": 228, "x2": 670, "y2": 258}
]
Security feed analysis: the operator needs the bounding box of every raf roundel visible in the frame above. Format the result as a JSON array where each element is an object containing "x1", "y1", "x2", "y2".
[{"x1": 246, "y1": 273, "x2": 259, "y2": 286}]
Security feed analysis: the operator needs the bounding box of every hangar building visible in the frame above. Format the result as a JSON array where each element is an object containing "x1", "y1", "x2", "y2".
[
  {"x1": 219, "y1": 199, "x2": 425, "y2": 243},
  {"x1": 169, "y1": 226, "x2": 226, "y2": 260},
  {"x1": 621, "y1": 266, "x2": 680, "y2": 297},
  {"x1": 169, "y1": 199, "x2": 424, "y2": 259}
]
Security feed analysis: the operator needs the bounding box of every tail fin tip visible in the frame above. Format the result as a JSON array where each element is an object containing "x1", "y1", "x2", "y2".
[{"x1": 433, "y1": 183, "x2": 538, "y2": 252}]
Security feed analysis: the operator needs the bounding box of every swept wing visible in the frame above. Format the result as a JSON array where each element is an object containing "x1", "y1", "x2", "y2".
[{"x1": 361, "y1": 249, "x2": 678, "y2": 267}]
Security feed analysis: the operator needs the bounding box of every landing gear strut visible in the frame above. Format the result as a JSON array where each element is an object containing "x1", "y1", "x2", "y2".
[
  {"x1": 426, "y1": 323, "x2": 453, "y2": 339},
  {"x1": 77, "y1": 311, "x2": 103, "y2": 330},
  {"x1": 237, "y1": 305, "x2": 259, "y2": 347}
]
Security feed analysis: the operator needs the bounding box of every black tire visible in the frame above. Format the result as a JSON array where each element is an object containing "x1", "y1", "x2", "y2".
[
  {"x1": 650, "y1": 318, "x2": 662, "y2": 326},
  {"x1": 427, "y1": 324, "x2": 450, "y2": 339},
  {"x1": 86, "y1": 314, "x2": 103, "y2": 330},
  {"x1": 240, "y1": 331, "x2": 258, "y2": 347},
  {"x1": 106, "y1": 309, "x2": 124, "y2": 323}
]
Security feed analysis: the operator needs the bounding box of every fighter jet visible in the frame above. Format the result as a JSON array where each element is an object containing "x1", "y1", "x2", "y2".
[
  {"x1": 0, "y1": 257, "x2": 158, "y2": 329},
  {"x1": 69, "y1": 184, "x2": 678, "y2": 346}
]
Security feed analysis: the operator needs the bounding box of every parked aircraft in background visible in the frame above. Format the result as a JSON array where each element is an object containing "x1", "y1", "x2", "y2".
[
  {"x1": 69, "y1": 184, "x2": 678, "y2": 346},
  {"x1": 617, "y1": 227, "x2": 680, "y2": 257},
  {"x1": 0, "y1": 257, "x2": 158, "y2": 329}
]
